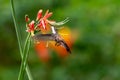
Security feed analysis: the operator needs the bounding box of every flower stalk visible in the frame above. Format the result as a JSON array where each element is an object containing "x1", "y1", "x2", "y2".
[{"x1": 18, "y1": 33, "x2": 31, "y2": 80}]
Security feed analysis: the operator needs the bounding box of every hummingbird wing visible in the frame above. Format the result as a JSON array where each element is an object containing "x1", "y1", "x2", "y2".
[{"x1": 32, "y1": 34, "x2": 54, "y2": 41}]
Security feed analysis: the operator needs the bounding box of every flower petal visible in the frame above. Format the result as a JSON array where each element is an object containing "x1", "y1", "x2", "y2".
[
  {"x1": 27, "y1": 20, "x2": 35, "y2": 32},
  {"x1": 36, "y1": 9, "x2": 43, "y2": 21},
  {"x1": 41, "y1": 20, "x2": 46, "y2": 29}
]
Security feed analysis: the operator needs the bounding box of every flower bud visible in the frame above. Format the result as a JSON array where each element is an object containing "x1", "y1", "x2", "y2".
[{"x1": 25, "y1": 15, "x2": 30, "y2": 22}]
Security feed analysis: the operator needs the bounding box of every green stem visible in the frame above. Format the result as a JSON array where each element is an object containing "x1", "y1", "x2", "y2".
[
  {"x1": 18, "y1": 33, "x2": 31, "y2": 80},
  {"x1": 10, "y1": 0, "x2": 22, "y2": 57},
  {"x1": 10, "y1": 0, "x2": 33, "y2": 80}
]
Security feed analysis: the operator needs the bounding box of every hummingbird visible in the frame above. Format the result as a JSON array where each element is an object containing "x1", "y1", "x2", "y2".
[{"x1": 32, "y1": 26, "x2": 71, "y2": 54}]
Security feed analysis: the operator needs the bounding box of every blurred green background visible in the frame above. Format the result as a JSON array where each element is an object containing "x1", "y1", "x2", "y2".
[{"x1": 0, "y1": 0, "x2": 120, "y2": 80}]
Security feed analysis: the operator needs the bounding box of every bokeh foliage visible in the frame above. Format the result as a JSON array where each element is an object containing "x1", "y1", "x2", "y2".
[{"x1": 0, "y1": 0, "x2": 120, "y2": 80}]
